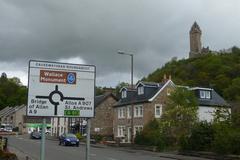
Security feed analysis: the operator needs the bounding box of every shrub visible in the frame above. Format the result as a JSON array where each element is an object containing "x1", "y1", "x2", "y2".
[
  {"x1": 75, "y1": 133, "x2": 83, "y2": 140},
  {"x1": 212, "y1": 123, "x2": 240, "y2": 155},
  {"x1": 92, "y1": 134, "x2": 103, "y2": 143},
  {"x1": 179, "y1": 122, "x2": 214, "y2": 151},
  {"x1": 134, "y1": 119, "x2": 168, "y2": 151},
  {"x1": 0, "y1": 150, "x2": 18, "y2": 160}
]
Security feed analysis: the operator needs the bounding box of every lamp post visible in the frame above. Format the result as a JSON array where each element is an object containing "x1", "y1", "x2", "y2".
[{"x1": 117, "y1": 51, "x2": 134, "y2": 144}]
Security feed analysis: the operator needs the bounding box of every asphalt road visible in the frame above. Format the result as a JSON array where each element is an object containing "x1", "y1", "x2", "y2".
[{"x1": 7, "y1": 135, "x2": 175, "y2": 160}]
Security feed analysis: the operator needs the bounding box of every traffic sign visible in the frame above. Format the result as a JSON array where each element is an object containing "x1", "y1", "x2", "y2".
[{"x1": 27, "y1": 60, "x2": 96, "y2": 117}]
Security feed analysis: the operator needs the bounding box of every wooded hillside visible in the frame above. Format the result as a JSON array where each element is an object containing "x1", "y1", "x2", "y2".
[{"x1": 144, "y1": 47, "x2": 240, "y2": 101}]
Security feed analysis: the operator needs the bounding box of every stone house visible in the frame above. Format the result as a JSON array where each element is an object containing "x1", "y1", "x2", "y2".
[
  {"x1": 113, "y1": 79, "x2": 230, "y2": 143},
  {"x1": 51, "y1": 92, "x2": 118, "y2": 137},
  {"x1": 91, "y1": 93, "x2": 118, "y2": 137},
  {"x1": 113, "y1": 80, "x2": 175, "y2": 143}
]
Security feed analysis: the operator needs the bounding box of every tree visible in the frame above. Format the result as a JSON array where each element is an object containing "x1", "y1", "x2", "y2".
[
  {"x1": 0, "y1": 76, "x2": 27, "y2": 108},
  {"x1": 115, "y1": 82, "x2": 129, "y2": 97},
  {"x1": 162, "y1": 87, "x2": 198, "y2": 145}
]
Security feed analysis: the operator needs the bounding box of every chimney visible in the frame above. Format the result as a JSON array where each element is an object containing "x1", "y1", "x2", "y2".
[
  {"x1": 169, "y1": 75, "x2": 171, "y2": 80},
  {"x1": 163, "y1": 74, "x2": 167, "y2": 83},
  {"x1": 103, "y1": 88, "x2": 115, "y2": 95}
]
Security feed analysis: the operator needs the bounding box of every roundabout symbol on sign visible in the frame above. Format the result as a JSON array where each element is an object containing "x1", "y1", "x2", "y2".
[{"x1": 35, "y1": 85, "x2": 84, "y2": 115}]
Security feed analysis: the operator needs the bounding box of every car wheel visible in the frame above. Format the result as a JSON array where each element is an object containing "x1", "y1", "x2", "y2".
[{"x1": 76, "y1": 144, "x2": 79, "y2": 147}]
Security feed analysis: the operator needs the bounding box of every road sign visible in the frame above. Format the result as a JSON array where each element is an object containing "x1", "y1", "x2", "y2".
[{"x1": 27, "y1": 60, "x2": 96, "y2": 117}]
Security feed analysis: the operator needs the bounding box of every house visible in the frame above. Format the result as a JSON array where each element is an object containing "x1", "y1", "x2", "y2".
[
  {"x1": 91, "y1": 93, "x2": 118, "y2": 138},
  {"x1": 113, "y1": 79, "x2": 230, "y2": 143},
  {"x1": 189, "y1": 87, "x2": 230, "y2": 122},
  {"x1": 0, "y1": 105, "x2": 51, "y2": 134},
  {"x1": 51, "y1": 92, "x2": 117, "y2": 137},
  {"x1": 113, "y1": 80, "x2": 175, "y2": 143}
]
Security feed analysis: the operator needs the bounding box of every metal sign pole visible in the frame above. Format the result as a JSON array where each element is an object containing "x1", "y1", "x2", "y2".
[
  {"x1": 40, "y1": 118, "x2": 46, "y2": 160},
  {"x1": 85, "y1": 118, "x2": 91, "y2": 160}
]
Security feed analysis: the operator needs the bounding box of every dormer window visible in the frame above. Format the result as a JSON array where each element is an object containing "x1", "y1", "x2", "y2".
[
  {"x1": 138, "y1": 86, "x2": 144, "y2": 95},
  {"x1": 200, "y1": 90, "x2": 211, "y2": 99},
  {"x1": 122, "y1": 90, "x2": 127, "y2": 98}
]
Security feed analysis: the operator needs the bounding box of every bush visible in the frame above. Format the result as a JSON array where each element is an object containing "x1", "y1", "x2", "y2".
[
  {"x1": 0, "y1": 150, "x2": 18, "y2": 160},
  {"x1": 75, "y1": 133, "x2": 83, "y2": 140},
  {"x1": 92, "y1": 134, "x2": 103, "y2": 143},
  {"x1": 212, "y1": 123, "x2": 240, "y2": 155},
  {"x1": 134, "y1": 119, "x2": 168, "y2": 151},
  {"x1": 179, "y1": 122, "x2": 214, "y2": 151}
]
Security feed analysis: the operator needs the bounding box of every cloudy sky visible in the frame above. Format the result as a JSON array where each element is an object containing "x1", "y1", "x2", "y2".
[{"x1": 0, "y1": 0, "x2": 240, "y2": 87}]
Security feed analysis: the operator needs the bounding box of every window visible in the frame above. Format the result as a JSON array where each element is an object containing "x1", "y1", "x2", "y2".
[
  {"x1": 134, "y1": 125, "x2": 143, "y2": 135},
  {"x1": 122, "y1": 90, "x2": 127, "y2": 98},
  {"x1": 117, "y1": 126, "x2": 125, "y2": 137},
  {"x1": 134, "y1": 105, "x2": 143, "y2": 117},
  {"x1": 200, "y1": 90, "x2": 211, "y2": 99},
  {"x1": 205, "y1": 91, "x2": 211, "y2": 99},
  {"x1": 118, "y1": 107, "x2": 125, "y2": 119},
  {"x1": 167, "y1": 88, "x2": 171, "y2": 96},
  {"x1": 155, "y1": 104, "x2": 163, "y2": 118},
  {"x1": 127, "y1": 106, "x2": 132, "y2": 118},
  {"x1": 138, "y1": 86, "x2": 144, "y2": 95}
]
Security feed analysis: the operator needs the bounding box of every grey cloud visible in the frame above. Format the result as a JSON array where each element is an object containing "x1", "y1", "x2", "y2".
[{"x1": 0, "y1": 0, "x2": 240, "y2": 86}]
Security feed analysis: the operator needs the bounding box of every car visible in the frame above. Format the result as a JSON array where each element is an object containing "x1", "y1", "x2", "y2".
[
  {"x1": 30, "y1": 131, "x2": 41, "y2": 139},
  {"x1": 59, "y1": 133, "x2": 79, "y2": 147}
]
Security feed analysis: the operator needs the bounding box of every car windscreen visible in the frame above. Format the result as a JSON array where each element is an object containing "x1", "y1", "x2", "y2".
[{"x1": 66, "y1": 134, "x2": 76, "y2": 138}]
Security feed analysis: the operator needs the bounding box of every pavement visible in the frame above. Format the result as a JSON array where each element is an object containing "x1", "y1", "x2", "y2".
[{"x1": 8, "y1": 145, "x2": 33, "y2": 160}]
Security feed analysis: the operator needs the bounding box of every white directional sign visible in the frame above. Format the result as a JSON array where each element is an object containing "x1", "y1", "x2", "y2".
[{"x1": 27, "y1": 60, "x2": 96, "y2": 117}]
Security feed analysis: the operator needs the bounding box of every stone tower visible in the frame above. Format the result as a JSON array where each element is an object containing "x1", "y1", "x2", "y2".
[{"x1": 189, "y1": 22, "x2": 202, "y2": 58}]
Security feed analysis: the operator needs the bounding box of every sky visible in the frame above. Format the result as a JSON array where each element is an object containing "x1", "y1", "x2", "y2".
[{"x1": 0, "y1": 0, "x2": 240, "y2": 87}]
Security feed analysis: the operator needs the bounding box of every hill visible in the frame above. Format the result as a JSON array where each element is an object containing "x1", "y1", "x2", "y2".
[{"x1": 144, "y1": 47, "x2": 240, "y2": 101}]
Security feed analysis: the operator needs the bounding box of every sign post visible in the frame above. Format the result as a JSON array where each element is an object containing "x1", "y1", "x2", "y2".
[
  {"x1": 27, "y1": 60, "x2": 95, "y2": 160},
  {"x1": 40, "y1": 118, "x2": 46, "y2": 160},
  {"x1": 86, "y1": 118, "x2": 91, "y2": 160}
]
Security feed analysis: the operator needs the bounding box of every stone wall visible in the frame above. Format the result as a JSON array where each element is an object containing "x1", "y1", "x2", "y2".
[{"x1": 91, "y1": 95, "x2": 117, "y2": 137}]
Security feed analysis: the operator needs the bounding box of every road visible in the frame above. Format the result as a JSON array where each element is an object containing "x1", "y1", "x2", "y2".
[{"x1": 7, "y1": 134, "x2": 176, "y2": 160}]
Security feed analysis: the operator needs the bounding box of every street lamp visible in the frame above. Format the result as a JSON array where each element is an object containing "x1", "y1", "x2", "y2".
[{"x1": 117, "y1": 51, "x2": 134, "y2": 144}]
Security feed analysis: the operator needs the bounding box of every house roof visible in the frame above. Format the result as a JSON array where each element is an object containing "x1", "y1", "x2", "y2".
[
  {"x1": 114, "y1": 80, "x2": 173, "y2": 107},
  {"x1": 95, "y1": 93, "x2": 118, "y2": 107},
  {"x1": 196, "y1": 89, "x2": 230, "y2": 107},
  {"x1": 115, "y1": 80, "x2": 229, "y2": 108},
  {"x1": 0, "y1": 105, "x2": 26, "y2": 118}
]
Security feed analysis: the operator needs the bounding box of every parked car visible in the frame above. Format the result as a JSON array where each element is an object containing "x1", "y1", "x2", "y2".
[
  {"x1": 59, "y1": 133, "x2": 79, "y2": 147},
  {"x1": 30, "y1": 131, "x2": 41, "y2": 139}
]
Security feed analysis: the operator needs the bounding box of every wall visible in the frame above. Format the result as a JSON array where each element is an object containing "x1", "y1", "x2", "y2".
[{"x1": 91, "y1": 95, "x2": 117, "y2": 137}]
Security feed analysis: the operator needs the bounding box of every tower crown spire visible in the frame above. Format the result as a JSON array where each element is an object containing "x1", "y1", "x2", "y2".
[{"x1": 190, "y1": 21, "x2": 202, "y2": 33}]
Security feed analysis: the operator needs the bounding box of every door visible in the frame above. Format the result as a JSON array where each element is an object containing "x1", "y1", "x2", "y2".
[{"x1": 127, "y1": 127, "x2": 132, "y2": 143}]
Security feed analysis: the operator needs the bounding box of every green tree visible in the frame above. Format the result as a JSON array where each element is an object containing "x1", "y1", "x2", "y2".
[
  {"x1": 223, "y1": 78, "x2": 240, "y2": 101},
  {"x1": 162, "y1": 87, "x2": 198, "y2": 146},
  {"x1": 0, "y1": 74, "x2": 27, "y2": 109}
]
